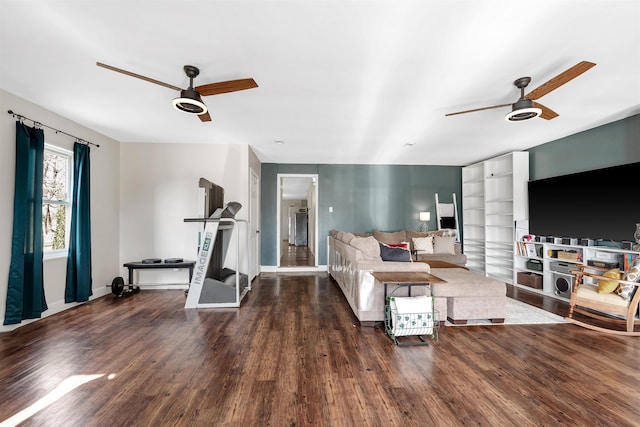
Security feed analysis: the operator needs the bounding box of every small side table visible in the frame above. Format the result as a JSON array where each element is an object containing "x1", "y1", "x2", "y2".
[{"x1": 372, "y1": 271, "x2": 446, "y2": 346}]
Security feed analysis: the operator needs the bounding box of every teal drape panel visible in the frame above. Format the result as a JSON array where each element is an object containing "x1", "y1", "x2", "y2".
[
  {"x1": 65, "y1": 142, "x2": 92, "y2": 303},
  {"x1": 4, "y1": 122, "x2": 47, "y2": 325}
]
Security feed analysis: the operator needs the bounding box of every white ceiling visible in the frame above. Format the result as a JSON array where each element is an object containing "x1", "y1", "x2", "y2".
[
  {"x1": 1, "y1": 1, "x2": 639, "y2": 166},
  {"x1": 281, "y1": 177, "x2": 314, "y2": 200}
]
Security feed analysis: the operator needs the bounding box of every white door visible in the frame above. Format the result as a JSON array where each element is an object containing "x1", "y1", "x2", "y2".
[{"x1": 250, "y1": 168, "x2": 260, "y2": 280}]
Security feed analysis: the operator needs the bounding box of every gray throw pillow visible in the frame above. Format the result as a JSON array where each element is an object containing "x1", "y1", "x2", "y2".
[{"x1": 379, "y1": 243, "x2": 411, "y2": 262}]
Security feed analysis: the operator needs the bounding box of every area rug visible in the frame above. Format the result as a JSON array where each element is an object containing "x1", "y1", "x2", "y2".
[{"x1": 445, "y1": 298, "x2": 568, "y2": 326}]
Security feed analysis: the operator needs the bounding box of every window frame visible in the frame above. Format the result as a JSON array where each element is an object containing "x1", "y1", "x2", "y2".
[{"x1": 42, "y1": 143, "x2": 73, "y2": 260}]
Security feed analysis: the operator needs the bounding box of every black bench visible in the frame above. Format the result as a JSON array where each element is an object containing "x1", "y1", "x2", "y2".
[{"x1": 123, "y1": 261, "x2": 196, "y2": 285}]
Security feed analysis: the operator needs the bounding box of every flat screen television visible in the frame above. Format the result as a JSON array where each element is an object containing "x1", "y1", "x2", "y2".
[{"x1": 528, "y1": 161, "x2": 640, "y2": 243}]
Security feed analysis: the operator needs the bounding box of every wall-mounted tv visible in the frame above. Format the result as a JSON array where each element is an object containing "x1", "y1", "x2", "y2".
[{"x1": 528, "y1": 161, "x2": 640, "y2": 243}]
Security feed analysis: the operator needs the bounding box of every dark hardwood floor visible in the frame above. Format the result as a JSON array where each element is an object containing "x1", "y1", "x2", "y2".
[
  {"x1": 1, "y1": 274, "x2": 639, "y2": 426},
  {"x1": 280, "y1": 241, "x2": 315, "y2": 267}
]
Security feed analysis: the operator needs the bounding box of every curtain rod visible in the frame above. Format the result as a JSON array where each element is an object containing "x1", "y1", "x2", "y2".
[{"x1": 7, "y1": 110, "x2": 100, "y2": 148}]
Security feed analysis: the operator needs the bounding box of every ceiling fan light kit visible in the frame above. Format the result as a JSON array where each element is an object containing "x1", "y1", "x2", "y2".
[
  {"x1": 505, "y1": 98, "x2": 541, "y2": 122},
  {"x1": 172, "y1": 88, "x2": 208, "y2": 115}
]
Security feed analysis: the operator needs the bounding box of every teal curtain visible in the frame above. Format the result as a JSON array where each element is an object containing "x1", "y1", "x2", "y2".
[
  {"x1": 65, "y1": 142, "x2": 92, "y2": 302},
  {"x1": 4, "y1": 122, "x2": 47, "y2": 325}
]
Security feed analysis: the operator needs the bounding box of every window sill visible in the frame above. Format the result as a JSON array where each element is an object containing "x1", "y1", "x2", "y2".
[{"x1": 44, "y1": 250, "x2": 68, "y2": 260}]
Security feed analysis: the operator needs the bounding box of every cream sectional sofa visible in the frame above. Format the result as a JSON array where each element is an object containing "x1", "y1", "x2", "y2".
[{"x1": 328, "y1": 230, "x2": 506, "y2": 325}]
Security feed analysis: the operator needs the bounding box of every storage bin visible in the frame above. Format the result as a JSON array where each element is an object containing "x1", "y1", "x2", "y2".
[
  {"x1": 517, "y1": 272, "x2": 543, "y2": 289},
  {"x1": 557, "y1": 251, "x2": 580, "y2": 261},
  {"x1": 526, "y1": 259, "x2": 543, "y2": 271}
]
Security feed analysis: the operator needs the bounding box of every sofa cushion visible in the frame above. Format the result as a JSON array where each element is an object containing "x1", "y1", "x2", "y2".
[
  {"x1": 379, "y1": 243, "x2": 411, "y2": 262},
  {"x1": 350, "y1": 236, "x2": 381, "y2": 260},
  {"x1": 433, "y1": 236, "x2": 456, "y2": 255},
  {"x1": 356, "y1": 260, "x2": 429, "y2": 272},
  {"x1": 373, "y1": 230, "x2": 407, "y2": 245},
  {"x1": 416, "y1": 253, "x2": 467, "y2": 266},
  {"x1": 339, "y1": 232, "x2": 356, "y2": 244},
  {"x1": 429, "y1": 268, "x2": 506, "y2": 298}
]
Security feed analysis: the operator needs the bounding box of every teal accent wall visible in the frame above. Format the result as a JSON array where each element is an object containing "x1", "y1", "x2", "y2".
[
  {"x1": 528, "y1": 114, "x2": 640, "y2": 180},
  {"x1": 261, "y1": 164, "x2": 462, "y2": 266}
]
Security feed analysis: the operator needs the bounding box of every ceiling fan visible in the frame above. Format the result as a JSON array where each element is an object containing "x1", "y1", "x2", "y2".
[
  {"x1": 445, "y1": 61, "x2": 596, "y2": 122},
  {"x1": 96, "y1": 62, "x2": 258, "y2": 122}
]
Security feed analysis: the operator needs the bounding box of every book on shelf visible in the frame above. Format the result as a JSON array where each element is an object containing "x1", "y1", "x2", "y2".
[
  {"x1": 624, "y1": 253, "x2": 638, "y2": 271},
  {"x1": 525, "y1": 243, "x2": 537, "y2": 258}
]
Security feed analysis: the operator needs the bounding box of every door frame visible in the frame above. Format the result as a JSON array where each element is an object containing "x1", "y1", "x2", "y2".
[
  {"x1": 276, "y1": 173, "x2": 319, "y2": 269},
  {"x1": 249, "y1": 167, "x2": 260, "y2": 280}
]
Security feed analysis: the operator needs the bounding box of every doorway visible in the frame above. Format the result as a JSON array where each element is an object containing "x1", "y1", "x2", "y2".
[
  {"x1": 249, "y1": 168, "x2": 260, "y2": 281},
  {"x1": 276, "y1": 174, "x2": 318, "y2": 269}
]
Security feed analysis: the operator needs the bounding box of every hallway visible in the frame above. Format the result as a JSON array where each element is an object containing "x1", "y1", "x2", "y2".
[{"x1": 280, "y1": 241, "x2": 315, "y2": 267}]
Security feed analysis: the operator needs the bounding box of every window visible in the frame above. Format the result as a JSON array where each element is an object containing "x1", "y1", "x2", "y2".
[{"x1": 42, "y1": 144, "x2": 72, "y2": 256}]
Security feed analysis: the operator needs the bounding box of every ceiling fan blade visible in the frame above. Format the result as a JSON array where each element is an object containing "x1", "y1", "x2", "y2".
[
  {"x1": 195, "y1": 78, "x2": 258, "y2": 96},
  {"x1": 526, "y1": 61, "x2": 596, "y2": 100},
  {"x1": 198, "y1": 111, "x2": 212, "y2": 122},
  {"x1": 96, "y1": 62, "x2": 182, "y2": 92},
  {"x1": 533, "y1": 102, "x2": 559, "y2": 120},
  {"x1": 445, "y1": 103, "x2": 512, "y2": 117}
]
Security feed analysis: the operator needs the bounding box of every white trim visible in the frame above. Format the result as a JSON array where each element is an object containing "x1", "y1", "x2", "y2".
[{"x1": 43, "y1": 249, "x2": 69, "y2": 260}]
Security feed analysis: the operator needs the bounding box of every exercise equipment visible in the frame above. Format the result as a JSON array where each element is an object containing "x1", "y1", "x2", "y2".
[
  {"x1": 111, "y1": 276, "x2": 140, "y2": 298},
  {"x1": 184, "y1": 198, "x2": 250, "y2": 308}
]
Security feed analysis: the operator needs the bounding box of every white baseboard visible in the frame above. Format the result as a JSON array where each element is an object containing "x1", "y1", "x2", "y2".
[
  {"x1": 137, "y1": 283, "x2": 189, "y2": 290},
  {"x1": 0, "y1": 284, "x2": 112, "y2": 333}
]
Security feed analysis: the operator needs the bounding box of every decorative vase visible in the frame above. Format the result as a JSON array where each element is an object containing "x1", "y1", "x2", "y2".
[{"x1": 634, "y1": 223, "x2": 640, "y2": 251}]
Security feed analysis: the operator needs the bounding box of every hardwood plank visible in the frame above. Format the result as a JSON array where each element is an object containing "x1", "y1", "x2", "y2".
[{"x1": 0, "y1": 274, "x2": 639, "y2": 426}]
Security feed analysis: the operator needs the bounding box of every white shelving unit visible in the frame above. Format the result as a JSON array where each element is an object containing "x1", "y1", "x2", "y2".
[
  {"x1": 514, "y1": 241, "x2": 640, "y2": 300},
  {"x1": 462, "y1": 152, "x2": 529, "y2": 282},
  {"x1": 461, "y1": 162, "x2": 485, "y2": 273}
]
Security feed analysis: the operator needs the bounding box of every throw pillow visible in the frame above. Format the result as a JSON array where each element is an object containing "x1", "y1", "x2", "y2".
[
  {"x1": 386, "y1": 242, "x2": 409, "y2": 249},
  {"x1": 597, "y1": 268, "x2": 621, "y2": 294},
  {"x1": 433, "y1": 236, "x2": 456, "y2": 255},
  {"x1": 618, "y1": 258, "x2": 640, "y2": 300},
  {"x1": 412, "y1": 236, "x2": 434, "y2": 254},
  {"x1": 350, "y1": 236, "x2": 381, "y2": 260},
  {"x1": 379, "y1": 243, "x2": 411, "y2": 262}
]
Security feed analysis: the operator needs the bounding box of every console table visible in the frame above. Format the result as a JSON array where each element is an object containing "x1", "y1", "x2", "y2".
[{"x1": 123, "y1": 261, "x2": 196, "y2": 285}]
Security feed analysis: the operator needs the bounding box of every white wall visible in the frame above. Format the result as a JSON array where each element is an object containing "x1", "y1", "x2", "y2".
[
  {"x1": 119, "y1": 143, "x2": 251, "y2": 284},
  {"x1": 0, "y1": 89, "x2": 120, "y2": 331}
]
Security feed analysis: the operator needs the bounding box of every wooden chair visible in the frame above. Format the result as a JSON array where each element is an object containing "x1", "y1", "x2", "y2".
[{"x1": 566, "y1": 265, "x2": 640, "y2": 336}]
